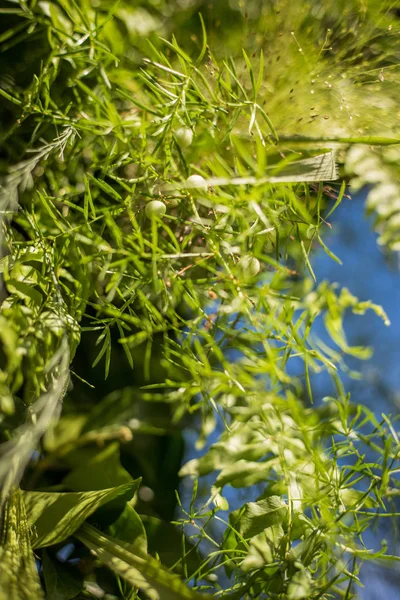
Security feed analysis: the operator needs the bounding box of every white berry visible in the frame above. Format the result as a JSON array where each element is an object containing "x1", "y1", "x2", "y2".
[
  {"x1": 145, "y1": 200, "x2": 167, "y2": 219},
  {"x1": 185, "y1": 174, "x2": 208, "y2": 190}
]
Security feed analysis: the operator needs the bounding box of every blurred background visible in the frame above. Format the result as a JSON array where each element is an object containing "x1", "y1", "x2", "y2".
[{"x1": 309, "y1": 190, "x2": 400, "y2": 598}]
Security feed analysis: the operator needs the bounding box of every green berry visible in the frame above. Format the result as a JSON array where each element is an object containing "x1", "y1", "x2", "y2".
[
  {"x1": 238, "y1": 255, "x2": 261, "y2": 277},
  {"x1": 145, "y1": 200, "x2": 167, "y2": 219},
  {"x1": 168, "y1": 197, "x2": 181, "y2": 208},
  {"x1": 175, "y1": 127, "x2": 193, "y2": 148}
]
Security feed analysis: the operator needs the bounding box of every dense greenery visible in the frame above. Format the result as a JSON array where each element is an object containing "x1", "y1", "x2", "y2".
[{"x1": 1, "y1": 1, "x2": 400, "y2": 598}]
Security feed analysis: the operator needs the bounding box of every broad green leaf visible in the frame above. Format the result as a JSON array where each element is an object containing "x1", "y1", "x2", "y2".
[
  {"x1": 238, "y1": 496, "x2": 288, "y2": 539},
  {"x1": 215, "y1": 459, "x2": 274, "y2": 489},
  {"x1": 62, "y1": 443, "x2": 133, "y2": 491},
  {"x1": 287, "y1": 569, "x2": 313, "y2": 600},
  {"x1": 6, "y1": 279, "x2": 43, "y2": 305},
  {"x1": 180, "y1": 427, "x2": 273, "y2": 477},
  {"x1": 109, "y1": 503, "x2": 147, "y2": 552},
  {"x1": 76, "y1": 523, "x2": 212, "y2": 600},
  {"x1": 42, "y1": 550, "x2": 83, "y2": 600},
  {"x1": 23, "y1": 483, "x2": 138, "y2": 549},
  {"x1": 340, "y1": 488, "x2": 378, "y2": 509},
  {"x1": 290, "y1": 513, "x2": 313, "y2": 541},
  {"x1": 241, "y1": 525, "x2": 284, "y2": 572},
  {"x1": 43, "y1": 415, "x2": 87, "y2": 453},
  {"x1": 0, "y1": 489, "x2": 44, "y2": 600},
  {"x1": 61, "y1": 444, "x2": 140, "y2": 526}
]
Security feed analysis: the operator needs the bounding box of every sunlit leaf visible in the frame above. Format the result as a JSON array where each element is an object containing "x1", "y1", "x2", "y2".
[
  {"x1": 23, "y1": 483, "x2": 138, "y2": 549},
  {"x1": 237, "y1": 496, "x2": 288, "y2": 539},
  {"x1": 76, "y1": 523, "x2": 212, "y2": 600},
  {"x1": 241, "y1": 525, "x2": 284, "y2": 572},
  {"x1": 0, "y1": 489, "x2": 44, "y2": 600}
]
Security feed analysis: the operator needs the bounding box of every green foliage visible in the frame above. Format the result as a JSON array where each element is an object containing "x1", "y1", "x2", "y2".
[
  {"x1": 76, "y1": 523, "x2": 210, "y2": 600},
  {"x1": 42, "y1": 549, "x2": 83, "y2": 600},
  {"x1": 23, "y1": 482, "x2": 140, "y2": 548},
  {"x1": 0, "y1": 0, "x2": 400, "y2": 598},
  {"x1": 0, "y1": 489, "x2": 44, "y2": 600},
  {"x1": 346, "y1": 145, "x2": 400, "y2": 251}
]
